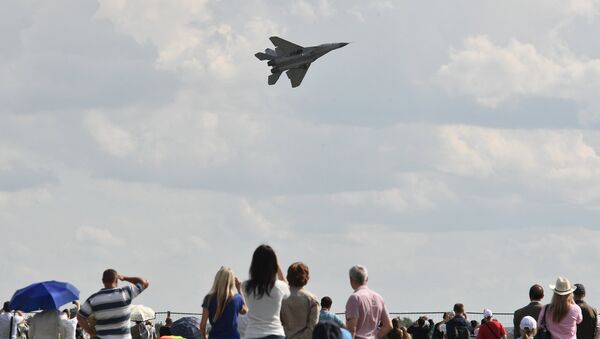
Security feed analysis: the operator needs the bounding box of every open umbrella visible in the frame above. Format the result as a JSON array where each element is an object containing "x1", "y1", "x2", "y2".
[
  {"x1": 130, "y1": 305, "x2": 155, "y2": 322},
  {"x1": 171, "y1": 317, "x2": 200, "y2": 339},
  {"x1": 9, "y1": 280, "x2": 79, "y2": 312}
]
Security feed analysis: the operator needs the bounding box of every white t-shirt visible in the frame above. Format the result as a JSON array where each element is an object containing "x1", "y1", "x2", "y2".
[
  {"x1": 0, "y1": 313, "x2": 24, "y2": 339},
  {"x1": 242, "y1": 280, "x2": 290, "y2": 338},
  {"x1": 60, "y1": 315, "x2": 78, "y2": 339}
]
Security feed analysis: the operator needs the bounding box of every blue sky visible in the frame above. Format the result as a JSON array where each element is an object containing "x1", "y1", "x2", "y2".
[{"x1": 3, "y1": 0, "x2": 600, "y2": 315}]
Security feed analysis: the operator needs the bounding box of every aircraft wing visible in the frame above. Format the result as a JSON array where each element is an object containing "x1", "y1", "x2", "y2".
[
  {"x1": 270, "y1": 36, "x2": 303, "y2": 56},
  {"x1": 286, "y1": 65, "x2": 310, "y2": 88}
]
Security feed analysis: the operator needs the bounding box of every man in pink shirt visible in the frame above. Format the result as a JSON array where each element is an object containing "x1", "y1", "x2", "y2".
[{"x1": 345, "y1": 265, "x2": 392, "y2": 339}]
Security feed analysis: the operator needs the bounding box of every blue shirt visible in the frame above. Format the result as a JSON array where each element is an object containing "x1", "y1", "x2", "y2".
[
  {"x1": 319, "y1": 310, "x2": 344, "y2": 327},
  {"x1": 446, "y1": 315, "x2": 471, "y2": 339},
  {"x1": 202, "y1": 294, "x2": 244, "y2": 339}
]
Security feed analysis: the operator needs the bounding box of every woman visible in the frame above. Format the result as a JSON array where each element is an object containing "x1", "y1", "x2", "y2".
[
  {"x1": 200, "y1": 267, "x2": 248, "y2": 339},
  {"x1": 280, "y1": 262, "x2": 320, "y2": 339},
  {"x1": 242, "y1": 244, "x2": 290, "y2": 339},
  {"x1": 519, "y1": 316, "x2": 537, "y2": 339},
  {"x1": 537, "y1": 276, "x2": 582, "y2": 339}
]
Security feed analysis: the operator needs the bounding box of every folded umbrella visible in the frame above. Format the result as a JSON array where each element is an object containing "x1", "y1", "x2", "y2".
[
  {"x1": 171, "y1": 317, "x2": 200, "y2": 339},
  {"x1": 9, "y1": 280, "x2": 79, "y2": 312},
  {"x1": 130, "y1": 305, "x2": 155, "y2": 322}
]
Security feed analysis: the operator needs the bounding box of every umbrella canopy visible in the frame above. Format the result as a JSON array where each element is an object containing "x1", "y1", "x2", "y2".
[
  {"x1": 130, "y1": 305, "x2": 155, "y2": 322},
  {"x1": 9, "y1": 280, "x2": 79, "y2": 312},
  {"x1": 171, "y1": 317, "x2": 200, "y2": 339}
]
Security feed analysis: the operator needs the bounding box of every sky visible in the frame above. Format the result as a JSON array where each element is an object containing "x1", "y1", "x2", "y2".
[{"x1": 3, "y1": 0, "x2": 600, "y2": 316}]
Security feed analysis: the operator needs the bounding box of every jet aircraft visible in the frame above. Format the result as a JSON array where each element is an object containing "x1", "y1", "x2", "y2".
[{"x1": 255, "y1": 36, "x2": 348, "y2": 88}]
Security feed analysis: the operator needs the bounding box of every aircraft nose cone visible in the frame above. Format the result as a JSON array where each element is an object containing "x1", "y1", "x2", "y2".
[{"x1": 339, "y1": 42, "x2": 349, "y2": 47}]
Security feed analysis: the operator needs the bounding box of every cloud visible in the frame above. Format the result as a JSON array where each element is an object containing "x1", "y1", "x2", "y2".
[
  {"x1": 76, "y1": 226, "x2": 124, "y2": 247},
  {"x1": 437, "y1": 35, "x2": 600, "y2": 124}
]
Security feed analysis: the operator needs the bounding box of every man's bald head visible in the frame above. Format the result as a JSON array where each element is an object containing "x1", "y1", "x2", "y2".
[{"x1": 529, "y1": 284, "x2": 544, "y2": 301}]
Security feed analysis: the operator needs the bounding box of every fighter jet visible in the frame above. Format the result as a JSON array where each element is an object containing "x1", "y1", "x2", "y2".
[{"x1": 255, "y1": 36, "x2": 348, "y2": 88}]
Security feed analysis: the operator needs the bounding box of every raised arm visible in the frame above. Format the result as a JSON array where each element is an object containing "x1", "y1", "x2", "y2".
[
  {"x1": 118, "y1": 275, "x2": 149, "y2": 289},
  {"x1": 199, "y1": 308, "x2": 209, "y2": 339},
  {"x1": 76, "y1": 314, "x2": 93, "y2": 336},
  {"x1": 235, "y1": 277, "x2": 248, "y2": 315}
]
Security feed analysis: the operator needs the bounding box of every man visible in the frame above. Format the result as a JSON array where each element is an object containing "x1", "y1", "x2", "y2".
[
  {"x1": 345, "y1": 265, "x2": 392, "y2": 339},
  {"x1": 476, "y1": 309, "x2": 506, "y2": 339},
  {"x1": 445, "y1": 304, "x2": 470, "y2": 339},
  {"x1": 30, "y1": 309, "x2": 62, "y2": 339},
  {"x1": 513, "y1": 284, "x2": 544, "y2": 339},
  {"x1": 408, "y1": 316, "x2": 434, "y2": 339},
  {"x1": 319, "y1": 297, "x2": 345, "y2": 328},
  {"x1": 574, "y1": 284, "x2": 598, "y2": 339},
  {"x1": 0, "y1": 302, "x2": 24, "y2": 339},
  {"x1": 433, "y1": 312, "x2": 452, "y2": 339},
  {"x1": 77, "y1": 269, "x2": 149, "y2": 339}
]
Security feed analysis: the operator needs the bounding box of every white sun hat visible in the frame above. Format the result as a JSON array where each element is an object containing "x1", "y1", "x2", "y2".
[{"x1": 549, "y1": 276, "x2": 576, "y2": 296}]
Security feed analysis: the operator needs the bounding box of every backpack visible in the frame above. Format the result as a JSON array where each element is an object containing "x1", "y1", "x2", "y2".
[{"x1": 455, "y1": 323, "x2": 470, "y2": 339}]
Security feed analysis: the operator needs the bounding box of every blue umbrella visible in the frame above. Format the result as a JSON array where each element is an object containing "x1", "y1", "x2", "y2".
[
  {"x1": 9, "y1": 280, "x2": 79, "y2": 312},
  {"x1": 171, "y1": 317, "x2": 201, "y2": 339}
]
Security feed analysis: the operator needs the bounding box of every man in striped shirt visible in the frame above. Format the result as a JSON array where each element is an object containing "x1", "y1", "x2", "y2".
[{"x1": 77, "y1": 269, "x2": 150, "y2": 339}]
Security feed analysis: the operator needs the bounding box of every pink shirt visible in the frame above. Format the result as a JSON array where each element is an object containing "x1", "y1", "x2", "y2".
[
  {"x1": 538, "y1": 304, "x2": 583, "y2": 339},
  {"x1": 345, "y1": 285, "x2": 389, "y2": 339}
]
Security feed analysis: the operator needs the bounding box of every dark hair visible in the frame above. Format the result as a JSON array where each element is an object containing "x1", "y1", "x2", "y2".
[
  {"x1": 529, "y1": 284, "x2": 544, "y2": 301},
  {"x1": 392, "y1": 317, "x2": 400, "y2": 329},
  {"x1": 287, "y1": 262, "x2": 309, "y2": 287},
  {"x1": 245, "y1": 244, "x2": 278, "y2": 298},
  {"x1": 2, "y1": 301, "x2": 10, "y2": 312},
  {"x1": 321, "y1": 296, "x2": 333, "y2": 309},
  {"x1": 471, "y1": 320, "x2": 479, "y2": 328},
  {"x1": 453, "y1": 303, "x2": 464, "y2": 314},
  {"x1": 418, "y1": 318, "x2": 426, "y2": 326},
  {"x1": 102, "y1": 269, "x2": 118, "y2": 284},
  {"x1": 313, "y1": 322, "x2": 342, "y2": 339},
  {"x1": 159, "y1": 326, "x2": 172, "y2": 337},
  {"x1": 574, "y1": 284, "x2": 585, "y2": 297}
]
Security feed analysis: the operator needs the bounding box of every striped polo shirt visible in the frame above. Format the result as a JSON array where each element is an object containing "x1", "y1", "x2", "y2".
[{"x1": 78, "y1": 283, "x2": 145, "y2": 339}]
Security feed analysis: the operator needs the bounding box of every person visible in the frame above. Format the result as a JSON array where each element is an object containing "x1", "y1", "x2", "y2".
[
  {"x1": 518, "y1": 316, "x2": 537, "y2": 339},
  {"x1": 312, "y1": 321, "x2": 352, "y2": 339},
  {"x1": 60, "y1": 301, "x2": 80, "y2": 339},
  {"x1": 29, "y1": 309, "x2": 62, "y2": 339},
  {"x1": 433, "y1": 313, "x2": 452, "y2": 339},
  {"x1": 514, "y1": 285, "x2": 544, "y2": 339},
  {"x1": 537, "y1": 276, "x2": 582, "y2": 339},
  {"x1": 77, "y1": 269, "x2": 149, "y2": 339},
  {"x1": 387, "y1": 318, "x2": 403, "y2": 339},
  {"x1": 446, "y1": 304, "x2": 470, "y2": 339},
  {"x1": 344, "y1": 265, "x2": 392, "y2": 339},
  {"x1": 573, "y1": 284, "x2": 597, "y2": 339},
  {"x1": 242, "y1": 244, "x2": 290, "y2": 339},
  {"x1": 407, "y1": 317, "x2": 434, "y2": 339},
  {"x1": 318, "y1": 297, "x2": 345, "y2": 328},
  {"x1": 0, "y1": 302, "x2": 24, "y2": 339},
  {"x1": 476, "y1": 309, "x2": 506, "y2": 339},
  {"x1": 158, "y1": 313, "x2": 172, "y2": 337},
  {"x1": 281, "y1": 262, "x2": 320, "y2": 339},
  {"x1": 130, "y1": 321, "x2": 149, "y2": 339},
  {"x1": 470, "y1": 321, "x2": 479, "y2": 337},
  {"x1": 199, "y1": 266, "x2": 248, "y2": 339}
]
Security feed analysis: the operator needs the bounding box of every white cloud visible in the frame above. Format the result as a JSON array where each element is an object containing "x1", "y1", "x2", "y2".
[
  {"x1": 85, "y1": 112, "x2": 138, "y2": 158},
  {"x1": 76, "y1": 226, "x2": 124, "y2": 247},
  {"x1": 438, "y1": 35, "x2": 600, "y2": 124}
]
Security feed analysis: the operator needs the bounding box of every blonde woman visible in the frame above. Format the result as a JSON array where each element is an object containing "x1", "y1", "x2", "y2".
[
  {"x1": 518, "y1": 316, "x2": 537, "y2": 339},
  {"x1": 200, "y1": 267, "x2": 248, "y2": 339},
  {"x1": 537, "y1": 277, "x2": 582, "y2": 339}
]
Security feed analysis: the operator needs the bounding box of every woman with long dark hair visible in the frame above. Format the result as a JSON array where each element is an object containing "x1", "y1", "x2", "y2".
[
  {"x1": 242, "y1": 245, "x2": 290, "y2": 339},
  {"x1": 200, "y1": 267, "x2": 247, "y2": 339},
  {"x1": 537, "y1": 277, "x2": 582, "y2": 339}
]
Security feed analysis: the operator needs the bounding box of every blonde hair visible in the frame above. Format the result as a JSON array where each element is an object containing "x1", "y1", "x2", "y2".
[
  {"x1": 522, "y1": 328, "x2": 537, "y2": 339},
  {"x1": 207, "y1": 267, "x2": 237, "y2": 321},
  {"x1": 549, "y1": 293, "x2": 574, "y2": 323}
]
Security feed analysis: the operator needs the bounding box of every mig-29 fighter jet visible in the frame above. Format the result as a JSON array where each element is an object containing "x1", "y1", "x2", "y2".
[{"x1": 255, "y1": 36, "x2": 348, "y2": 88}]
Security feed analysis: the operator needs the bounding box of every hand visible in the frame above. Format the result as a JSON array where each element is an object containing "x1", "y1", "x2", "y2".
[
  {"x1": 117, "y1": 275, "x2": 125, "y2": 281},
  {"x1": 235, "y1": 277, "x2": 242, "y2": 291},
  {"x1": 72, "y1": 300, "x2": 80, "y2": 306}
]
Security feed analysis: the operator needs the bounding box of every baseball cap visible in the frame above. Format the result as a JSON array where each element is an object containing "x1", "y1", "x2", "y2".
[
  {"x1": 574, "y1": 283, "x2": 586, "y2": 296},
  {"x1": 483, "y1": 309, "x2": 493, "y2": 318},
  {"x1": 520, "y1": 316, "x2": 537, "y2": 330}
]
